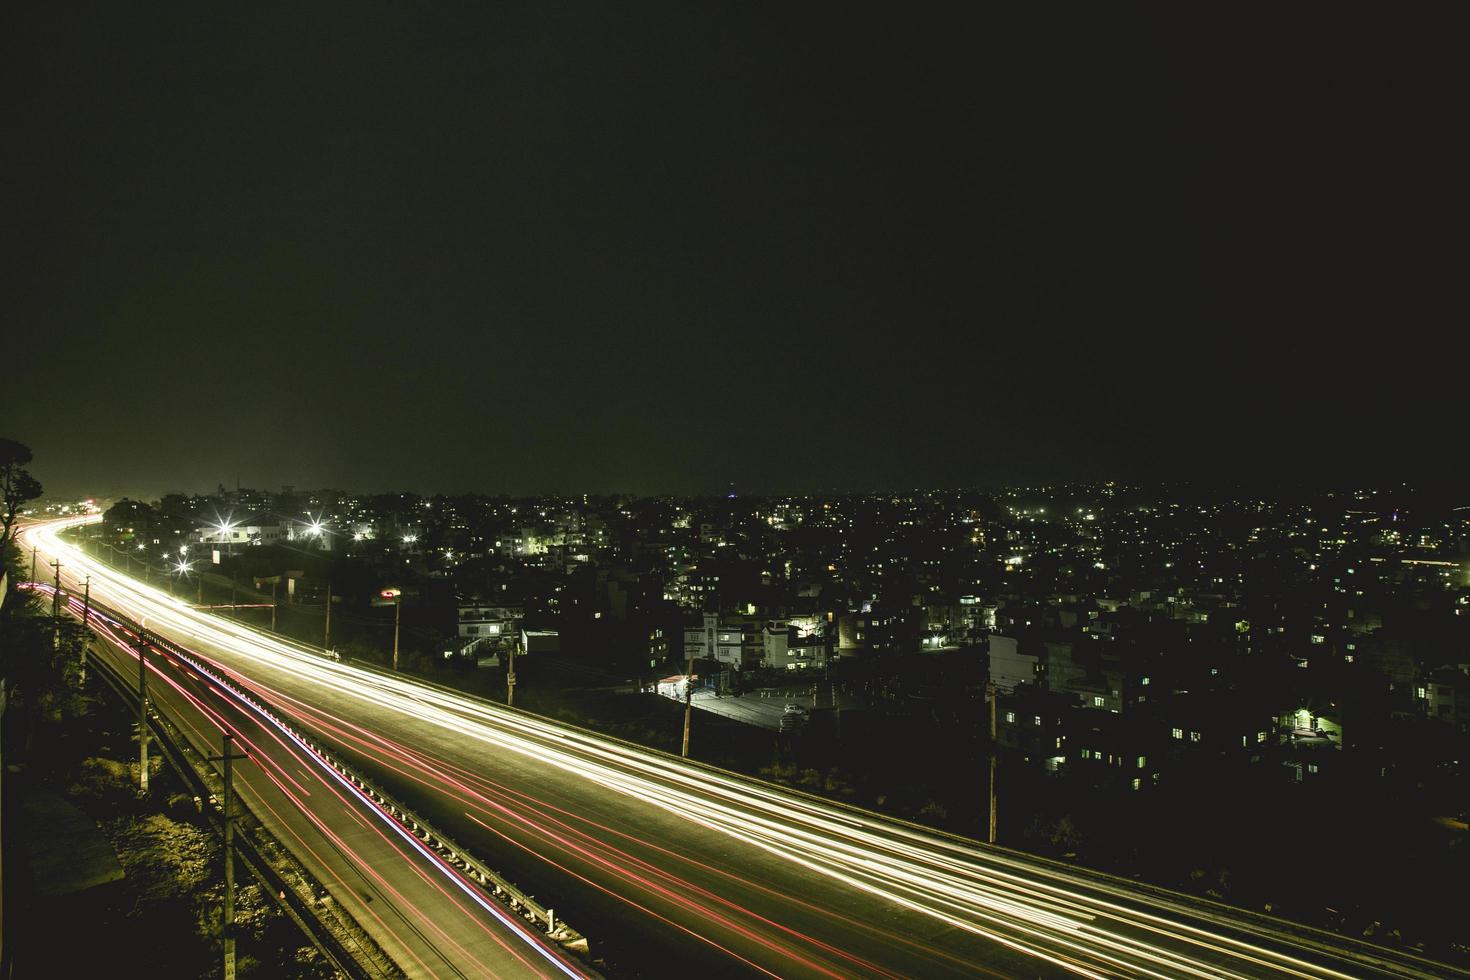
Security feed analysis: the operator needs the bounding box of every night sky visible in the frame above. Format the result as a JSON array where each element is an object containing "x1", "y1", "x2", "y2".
[{"x1": 2, "y1": 8, "x2": 1459, "y2": 498}]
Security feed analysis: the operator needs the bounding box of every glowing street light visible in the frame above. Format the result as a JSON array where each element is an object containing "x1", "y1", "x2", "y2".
[{"x1": 212, "y1": 515, "x2": 240, "y2": 557}]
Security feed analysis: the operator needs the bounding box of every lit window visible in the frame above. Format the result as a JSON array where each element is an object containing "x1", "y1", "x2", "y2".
[
  {"x1": 1171, "y1": 727, "x2": 1183, "y2": 740},
  {"x1": 1256, "y1": 731, "x2": 1267, "y2": 743},
  {"x1": 1033, "y1": 715, "x2": 1042, "y2": 727},
  {"x1": 1092, "y1": 695, "x2": 1105, "y2": 708},
  {"x1": 1131, "y1": 778, "x2": 1142, "y2": 791},
  {"x1": 1140, "y1": 676, "x2": 1150, "y2": 686},
  {"x1": 1081, "y1": 749, "x2": 1091, "y2": 760},
  {"x1": 1137, "y1": 756, "x2": 1146, "y2": 768},
  {"x1": 1189, "y1": 731, "x2": 1201, "y2": 743},
  {"x1": 1005, "y1": 711, "x2": 1016, "y2": 724}
]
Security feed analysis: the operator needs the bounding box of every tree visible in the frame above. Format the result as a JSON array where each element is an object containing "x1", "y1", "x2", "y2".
[
  {"x1": 0, "y1": 437, "x2": 43, "y2": 556},
  {"x1": 0, "y1": 560, "x2": 88, "y2": 754}
]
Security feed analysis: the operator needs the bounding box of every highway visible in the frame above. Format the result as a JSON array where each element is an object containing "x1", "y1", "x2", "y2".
[
  {"x1": 21, "y1": 516, "x2": 1468, "y2": 979},
  {"x1": 30, "y1": 561, "x2": 595, "y2": 979}
]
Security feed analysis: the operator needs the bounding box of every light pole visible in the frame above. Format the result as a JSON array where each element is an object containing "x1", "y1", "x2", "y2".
[
  {"x1": 682, "y1": 648, "x2": 695, "y2": 758},
  {"x1": 987, "y1": 680, "x2": 997, "y2": 845},
  {"x1": 380, "y1": 587, "x2": 403, "y2": 671},
  {"x1": 172, "y1": 555, "x2": 196, "y2": 600},
  {"x1": 507, "y1": 638, "x2": 517, "y2": 707}
]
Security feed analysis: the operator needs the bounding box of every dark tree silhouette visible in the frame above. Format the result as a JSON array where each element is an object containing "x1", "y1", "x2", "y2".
[{"x1": 0, "y1": 437, "x2": 43, "y2": 556}]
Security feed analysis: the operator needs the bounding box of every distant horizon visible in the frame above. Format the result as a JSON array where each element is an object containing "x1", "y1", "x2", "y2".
[{"x1": 32, "y1": 473, "x2": 1468, "y2": 507}]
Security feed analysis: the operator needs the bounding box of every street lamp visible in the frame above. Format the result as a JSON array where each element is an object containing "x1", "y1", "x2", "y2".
[
  {"x1": 172, "y1": 558, "x2": 205, "y2": 604},
  {"x1": 380, "y1": 587, "x2": 403, "y2": 671},
  {"x1": 299, "y1": 514, "x2": 327, "y2": 540},
  {"x1": 211, "y1": 516, "x2": 239, "y2": 556}
]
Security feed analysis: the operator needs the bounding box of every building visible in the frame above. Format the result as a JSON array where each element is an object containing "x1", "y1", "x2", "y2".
[
  {"x1": 988, "y1": 634, "x2": 1040, "y2": 692},
  {"x1": 1418, "y1": 665, "x2": 1470, "y2": 732},
  {"x1": 198, "y1": 516, "x2": 285, "y2": 547},
  {"x1": 683, "y1": 613, "x2": 751, "y2": 668},
  {"x1": 762, "y1": 624, "x2": 828, "y2": 670},
  {"x1": 1065, "y1": 708, "x2": 1161, "y2": 791},
  {"x1": 457, "y1": 603, "x2": 523, "y2": 642},
  {"x1": 996, "y1": 686, "x2": 1072, "y2": 768},
  {"x1": 520, "y1": 629, "x2": 561, "y2": 656}
]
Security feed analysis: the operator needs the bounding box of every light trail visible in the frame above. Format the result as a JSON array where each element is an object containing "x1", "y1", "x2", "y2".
[
  {"x1": 25, "y1": 516, "x2": 1462, "y2": 979},
  {"x1": 42, "y1": 578, "x2": 592, "y2": 980}
]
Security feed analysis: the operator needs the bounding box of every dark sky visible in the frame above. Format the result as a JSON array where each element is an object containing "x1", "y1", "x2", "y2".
[{"x1": 2, "y1": 7, "x2": 1460, "y2": 498}]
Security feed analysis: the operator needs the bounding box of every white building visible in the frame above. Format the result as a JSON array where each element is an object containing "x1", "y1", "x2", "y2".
[
  {"x1": 987, "y1": 634, "x2": 1040, "y2": 692},
  {"x1": 199, "y1": 518, "x2": 284, "y2": 547},
  {"x1": 683, "y1": 613, "x2": 749, "y2": 668}
]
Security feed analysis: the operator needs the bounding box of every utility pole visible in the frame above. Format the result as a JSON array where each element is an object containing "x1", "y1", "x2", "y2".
[
  {"x1": 987, "y1": 680, "x2": 997, "y2": 845},
  {"x1": 80, "y1": 576, "x2": 92, "y2": 684},
  {"x1": 323, "y1": 582, "x2": 332, "y2": 651},
  {"x1": 50, "y1": 558, "x2": 63, "y2": 624},
  {"x1": 210, "y1": 732, "x2": 249, "y2": 980},
  {"x1": 30, "y1": 544, "x2": 37, "y2": 582},
  {"x1": 270, "y1": 579, "x2": 278, "y2": 632},
  {"x1": 197, "y1": 572, "x2": 204, "y2": 606},
  {"x1": 137, "y1": 630, "x2": 150, "y2": 793},
  {"x1": 682, "y1": 648, "x2": 695, "y2": 758}
]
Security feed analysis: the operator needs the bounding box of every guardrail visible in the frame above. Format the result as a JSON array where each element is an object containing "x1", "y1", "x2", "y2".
[{"x1": 82, "y1": 637, "x2": 393, "y2": 979}]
